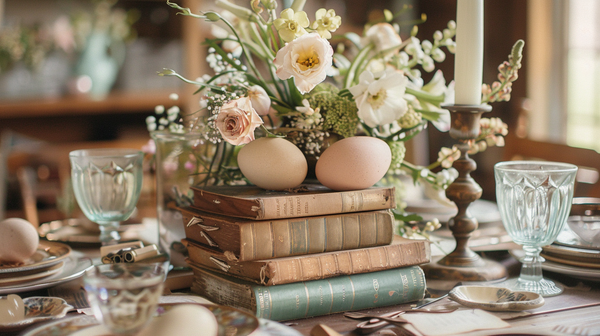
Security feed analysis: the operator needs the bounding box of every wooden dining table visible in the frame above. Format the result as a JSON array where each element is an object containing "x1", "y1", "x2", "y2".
[
  {"x1": 285, "y1": 221, "x2": 600, "y2": 336},
  {"x1": 6, "y1": 220, "x2": 600, "y2": 336},
  {"x1": 286, "y1": 267, "x2": 600, "y2": 336}
]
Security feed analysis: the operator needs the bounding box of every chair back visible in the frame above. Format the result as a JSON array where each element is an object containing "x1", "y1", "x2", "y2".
[{"x1": 502, "y1": 135, "x2": 600, "y2": 198}]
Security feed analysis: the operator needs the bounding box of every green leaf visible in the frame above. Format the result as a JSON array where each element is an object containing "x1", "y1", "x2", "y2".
[
  {"x1": 344, "y1": 32, "x2": 362, "y2": 48},
  {"x1": 419, "y1": 109, "x2": 443, "y2": 122},
  {"x1": 392, "y1": 210, "x2": 423, "y2": 223},
  {"x1": 287, "y1": 78, "x2": 304, "y2": 106},
  {"x1": 333, "y1": 53, "x2": 351, "y2": 70}
]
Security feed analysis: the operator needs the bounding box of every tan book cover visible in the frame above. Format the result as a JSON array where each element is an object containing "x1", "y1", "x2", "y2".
[
  {"x1": 191, "y1": 184, "x2": 395, "y2": 220},
  {"x1": 184, "y1": 235, "x2": 430, "y2": 286},
  {"x1": 180, "y1": 207, "x2": 394, "y2": 261}
]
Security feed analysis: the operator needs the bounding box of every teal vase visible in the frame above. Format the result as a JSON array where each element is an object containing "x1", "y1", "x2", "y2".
[{"x1": 76, "y1": 32, "x2": 125, "y2": 99}]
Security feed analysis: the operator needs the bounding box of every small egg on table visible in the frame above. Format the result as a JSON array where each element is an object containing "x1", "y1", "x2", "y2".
[{"x1": 0, "y1": 218, "x2": 39, "y2": 264}]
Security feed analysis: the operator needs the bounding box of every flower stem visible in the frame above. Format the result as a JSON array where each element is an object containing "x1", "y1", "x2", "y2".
[{"x1": 405, "y1": 87, "x2": 445, "y2": 103}]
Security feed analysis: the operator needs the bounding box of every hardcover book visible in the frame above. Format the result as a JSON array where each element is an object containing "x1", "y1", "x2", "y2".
[
  {"x1": 180, "y1": 207, "x2": 395, "y2": 261},
  {"x1": 190, "y1": 265, "x2": 426, "y2": 321},
  {"x1": 183, "y1": 235, "x2": 430, "y2": 286},
  {"x1": 190, "y1": 184, "x2": 395, "y2": 220}
]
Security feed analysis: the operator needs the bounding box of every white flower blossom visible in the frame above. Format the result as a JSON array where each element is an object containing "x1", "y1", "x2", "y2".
[
  {"x1": 349, "y1": 69, "x2": 409, "y2": 127},
  {"x1": 274, "y1": 33, "x2": 333, "y2": 94},
  {"x1": 247, "y1": 85, "x2": 271, "y2": 116}
]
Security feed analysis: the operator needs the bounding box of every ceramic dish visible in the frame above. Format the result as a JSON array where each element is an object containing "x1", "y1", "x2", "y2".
[
  {"x1": 405, "y1": 199, "x2": 501, "y2": 224},
  {"x1": 542, "y1": 244, "x2": 600, "y2": 263},
  {"x1": 22, "y1": 303, "x2": 262, "y2": 336},
  {"x1": 512, "y1": 249, "x2": 600, "y2": 282},
  {"x1": 541, "y1": 253, "x2": 600, "y2": 269},
  {"x1": 554, "y1": 226, "x2": 600, "y2": 250},
  {"x1": 448, "y1": 286, "x2": 545, "y2": 312},
  {"x1": 0, "y1": 262, "x2": 64, "y2": 285},
  {"x1": 0, "y1": 297, "x2": 73, "y2": 333},
  {"x1": 0, "y1": 241, "x2": 71, "y2": 274},
  {"x1": 0, "y1": 252, "x2": 92, "y2": 294},
  {"x1": 38, "y1": 219, "x2": 147, "y2": 246}
]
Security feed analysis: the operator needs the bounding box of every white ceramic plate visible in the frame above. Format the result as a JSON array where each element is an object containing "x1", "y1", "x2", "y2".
[
  {"x1": 405, "y1": 199, "x2": 501, "y2": 224},
  {"x1": 555, "y1": 225, "x2": 600, "y2": 250},
  {"x1": 448, "y1": 286, "x2": 545, "y2": 311},
  {"x1": 0, "y1": 262, "x2": 64, "y2": 285},
  {"x1": 512, "y1": 249, "x2": 600, "y2": 282},
  {"x1": 0, "y1": 241, "x2": 71, "y2": 274},
  {"x1": 21, "y1": 304, "x2": 300, "y2": 336},
  {"x1": 0, "y1": 251, "x2": 92, "y2": 294},
  {"x1": 0, "y1": 297, "x2": 73, "y2": 333}
]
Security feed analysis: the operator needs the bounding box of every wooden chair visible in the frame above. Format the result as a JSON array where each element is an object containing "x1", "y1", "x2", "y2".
[{"x1": 502, "y1": 134, "x2": 600, "y2": 198}]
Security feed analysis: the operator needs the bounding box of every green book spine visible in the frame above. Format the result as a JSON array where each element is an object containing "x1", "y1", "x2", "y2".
[{"x1": 253, "y1": 266, "x2": 426, "y2": 321}]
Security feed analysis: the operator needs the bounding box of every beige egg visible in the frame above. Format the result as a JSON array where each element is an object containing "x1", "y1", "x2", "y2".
[
  {"x1": 238, "y1": 137, "x2": 308, "y2": 190},
  {"x1": 0, "y1": 294, "x2": 24, "y2": 324},
  {"x1": 0, "y1": 218, "x2": 39, "y2": 263},
  {"x1": 316, "y1": 136, "x2": 392, "y2": 191},
  {"x1": 138, "y1": 304, "x2": 218, "y2": 336}
]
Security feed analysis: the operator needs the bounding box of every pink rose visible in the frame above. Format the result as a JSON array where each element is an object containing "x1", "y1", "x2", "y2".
[
  {"x1": 216, "y1": 97, "x2": 264, "y2": 145},
  {"x1": 274, "y1": 33, "x2": 333, "y2": 94}
]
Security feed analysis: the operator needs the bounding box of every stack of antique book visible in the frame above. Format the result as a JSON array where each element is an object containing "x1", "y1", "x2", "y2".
[{"x1": 180, "y1": 184, "x2": 431, "y2": 321}]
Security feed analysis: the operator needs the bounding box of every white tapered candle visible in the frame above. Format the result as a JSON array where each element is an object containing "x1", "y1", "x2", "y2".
[{"x1": 454, "y1": 0, "x2": 484, "y2": 105}]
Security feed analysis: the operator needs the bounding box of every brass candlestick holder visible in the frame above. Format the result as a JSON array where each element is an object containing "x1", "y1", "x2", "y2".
[{"x1": 422, "y1": 104, "x2": 507, "y2": 282}]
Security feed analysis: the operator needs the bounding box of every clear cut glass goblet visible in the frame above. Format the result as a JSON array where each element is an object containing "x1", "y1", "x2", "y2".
[
  {"x1": 84, "y1": 262, "x2": 169, "y2": 335},
  {"x1": 495, "y1": 161, "x2": 578, "y2": 297},
  {"x1": 70, "y1": 148, "x2": 144, "y2": 245}
]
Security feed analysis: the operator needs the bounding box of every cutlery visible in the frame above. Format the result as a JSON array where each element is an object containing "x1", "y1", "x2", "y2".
[
  {"x1": 349, "y1": 307, "x2": 458, "y2": 334},
  {"x1": 345, "y1": 307, "x2": 457, "y2": 321}
]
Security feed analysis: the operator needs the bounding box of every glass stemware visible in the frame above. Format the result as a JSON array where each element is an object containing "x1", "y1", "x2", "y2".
[
  {"x1": 69, "y1": 148, "x2": 144, "y2": 245},
  {"x1": 84, "y1": 262, "x2": 169, "y2": 335},
  {"x1": 494, "y1": 161, "x2": 578, "y2": 296}
]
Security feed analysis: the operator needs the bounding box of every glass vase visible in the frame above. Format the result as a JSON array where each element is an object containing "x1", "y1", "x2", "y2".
[{"x1": 151, "y1": 131, "x2": 223, "y2": 259}]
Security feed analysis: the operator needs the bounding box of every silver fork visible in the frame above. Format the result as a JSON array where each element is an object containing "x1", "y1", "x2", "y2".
[{"x1": 552, "y1": 325, "x2": 591, "y2": 336}]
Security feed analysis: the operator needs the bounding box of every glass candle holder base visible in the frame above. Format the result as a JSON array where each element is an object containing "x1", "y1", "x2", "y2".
[{"x1": 498, "y1": 277, "x2": 564, "y2": 297}]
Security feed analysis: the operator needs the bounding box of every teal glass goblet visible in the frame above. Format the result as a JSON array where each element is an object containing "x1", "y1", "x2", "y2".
[
  {"x1": 70, "y1": 148, "x2": 144, "y2": 245},
  {"x1": 495, "y1": 161, "x2": 577, "y2": 296}
]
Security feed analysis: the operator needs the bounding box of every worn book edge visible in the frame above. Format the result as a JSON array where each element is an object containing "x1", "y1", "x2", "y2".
[
  {"x1": 191, "y1": 184, "x2": 395, "y2": 220},
  {"x1": 184, "y1": 235, "x2": 431, "y2": 285},
  {"x1": 190, "y1": 265, "x2": 426, "y2": 321}
]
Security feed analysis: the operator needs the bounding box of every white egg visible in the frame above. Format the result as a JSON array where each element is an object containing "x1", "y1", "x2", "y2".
[
  {"x1": 138, "y1": 304, "x2": 218, "y2": 336},
  {"x1": 316, "y1": 136, "x2": 392, "y2": 191},
  {"x1": 0, "y1": 294, "x2": 24, "y2": 324},
  {"x1": 0, "y1": 218, "x2": 39, "y2": 263},
  {"x1": 238, "y1": 137, "x2": 308, "y2": 190}
]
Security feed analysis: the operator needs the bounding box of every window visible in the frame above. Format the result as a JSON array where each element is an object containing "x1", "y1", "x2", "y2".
[{"x1": 566, "y1": 0, "x2": 600, "y2": 151}]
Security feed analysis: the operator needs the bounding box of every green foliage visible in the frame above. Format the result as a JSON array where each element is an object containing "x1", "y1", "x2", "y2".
[{"x1": 304, "y1": 83, "x2": 359, "y2": 138}]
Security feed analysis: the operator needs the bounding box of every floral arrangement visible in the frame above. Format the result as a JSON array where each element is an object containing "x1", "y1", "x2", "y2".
[
  {"x1": 147, "y1": 0, "x2": 523, "y2": 229},
  {"x1": 0, "y1": 21, "x2": 67, "y2": 73},
  {"x1": 70, "y1": 0, "x2": 139, "y2": 51}
]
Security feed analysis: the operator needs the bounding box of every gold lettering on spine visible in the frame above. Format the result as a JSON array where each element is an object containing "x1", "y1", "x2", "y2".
[
  {"x1": 372, "y1": 279, "x2": 380, "y2": 303},
  {"x1": 276, "y1": 199, "x2": 281, "y2": 217},
  {"x1": 258, "y1": 290, "x2": 265, "y2": 312},
  {"x1": 318, "y1": 285, "x2": 324, "y2": 306},
  {"x1": 296, "y1": 197, "x2": 301, "y2": 215},
  {"x1": 401, "y1": 273, "x2": 409, "y2": 300}
]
